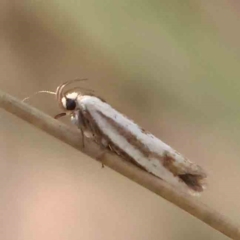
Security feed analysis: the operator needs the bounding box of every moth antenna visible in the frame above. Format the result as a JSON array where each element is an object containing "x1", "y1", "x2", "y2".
[
  {"x1": 64, "y1": 87, "x2": 94, "y2": 95},
  {"x1": 22, "y1": 90, "x2": 56, "y2": 102}
]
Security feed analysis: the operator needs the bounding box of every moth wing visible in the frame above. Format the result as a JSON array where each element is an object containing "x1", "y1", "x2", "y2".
[{"x1": 79, "y1": 96, "x2": 207, "y2": 194}]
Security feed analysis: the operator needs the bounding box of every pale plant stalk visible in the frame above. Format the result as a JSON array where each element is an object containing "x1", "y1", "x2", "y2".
[{"x1": 0, "y1": 90, "x2": 239, "y2": 240}]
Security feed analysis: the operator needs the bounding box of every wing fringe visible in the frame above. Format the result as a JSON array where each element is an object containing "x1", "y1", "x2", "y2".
[
  {"x1": 162, "y1": 152, "x2": 207, "y2": 193},
  {"x1": 178, "y1": 173, "x2": 206, "y2": 192}
]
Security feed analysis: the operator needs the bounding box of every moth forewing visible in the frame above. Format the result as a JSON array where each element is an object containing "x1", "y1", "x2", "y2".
[{"x1": 65, "y1": 94, "x2": 207, "y2": 195}]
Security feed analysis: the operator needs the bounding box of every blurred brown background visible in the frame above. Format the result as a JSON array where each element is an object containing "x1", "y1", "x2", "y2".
[{"x1": 1, "y1": 1, "x2": 240, "y2": 239}]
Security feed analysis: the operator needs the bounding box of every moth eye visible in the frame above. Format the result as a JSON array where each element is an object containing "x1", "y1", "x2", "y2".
[{"x1": 66, "y1": 98, "x2": 76, "y2": 110}]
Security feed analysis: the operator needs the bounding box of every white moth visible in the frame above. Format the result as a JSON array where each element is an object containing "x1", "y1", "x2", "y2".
[{"x1": 40, "y1": 79, "x2": 207, "y2": 195}]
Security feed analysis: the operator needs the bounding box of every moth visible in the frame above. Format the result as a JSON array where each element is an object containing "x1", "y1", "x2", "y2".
[{"x1": 26, "y1": 79, "x2": 207, "y2": 195}]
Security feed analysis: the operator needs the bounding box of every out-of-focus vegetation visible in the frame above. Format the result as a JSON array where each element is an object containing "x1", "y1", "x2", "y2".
[{"x1": 22, "y1": 1, "x2": 240, "y2": 139}]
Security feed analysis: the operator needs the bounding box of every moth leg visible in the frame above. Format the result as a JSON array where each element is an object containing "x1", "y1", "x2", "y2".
[
  {"x1": 108, "y1": 143, "x2": 121, "y2": 156},
  {"x1": 80, "y1": 128, "x2": 85, "y2": 148},
  {"x1": 96, "y1": 142, "x2": 125, "y2": 168},
  {"x1": 95, "y1": 150, "x2": 107, "y2": 168},
  {"x1": 71, "y1": 110, "x2": 89, "y2": 148},
  {"x1": 94, "y1": 138, "x2": 110, "y2": 168}
]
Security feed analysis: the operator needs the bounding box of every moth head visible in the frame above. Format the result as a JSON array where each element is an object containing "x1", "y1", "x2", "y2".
[
  {"x1": 55, "y1": 79, "x2": 89, "y2": 111},
  {"x1": 54, "y1": 78, "x2": 94, "y2": 119},
  {"x1": 23, "y1": 78, "x2": 92, "y2": 119},
  {"x1": 61, "y1": 92, "x2": 78, "y2": 111}
]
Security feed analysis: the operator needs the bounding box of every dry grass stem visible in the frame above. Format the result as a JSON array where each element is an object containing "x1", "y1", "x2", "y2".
[{"x1": 0, "y1": 90, "x2": 239, "y2": 240}]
